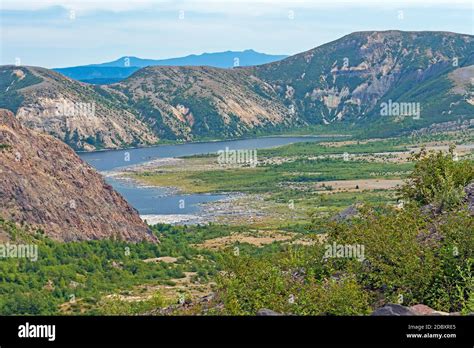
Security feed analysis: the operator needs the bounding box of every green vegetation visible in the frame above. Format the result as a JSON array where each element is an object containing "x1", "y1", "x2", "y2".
[
  {"x1": 259, "y1": 138, "x2": 407, "y2": 157},
  {"x1": 0, "y1": 68, "x2": 43, "y2": 113},
  {"x1": 153, "y1": 159, "x2": 409, "y2": 192},
  {"x1": 216, "y1": 246, "x2": 372, "y2": 315},
  {"x1": 130, "y1": 137, "x2": 473, "y2": 231},
  {"x1": 131, "y1": 140, "x2": 413, "y2": 228},
  {"x1": 0, "y1": 221, "x2": 233, "y2": 315},
  {"x1": 215, "y1": 150, "x2": 474, "y2": 314},
  {"x1": 133, "y1": 140, "x2": 414, "y2": 195},
  {"x1": 400, "y1": 146, "x2": 474, "y2": 211}
]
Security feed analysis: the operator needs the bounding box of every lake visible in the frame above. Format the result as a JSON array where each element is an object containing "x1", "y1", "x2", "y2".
[{"x1": 79, "y1": 136, "x2": 331, "y2": 222}]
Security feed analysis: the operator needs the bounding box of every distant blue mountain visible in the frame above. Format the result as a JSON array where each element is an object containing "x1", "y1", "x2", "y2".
[
  {"x1": 54, "y1": 66, "x2": 140, "y2": 84},
  {"x1": 54, "y1": 50, "x2": 288, "y2": 84}
]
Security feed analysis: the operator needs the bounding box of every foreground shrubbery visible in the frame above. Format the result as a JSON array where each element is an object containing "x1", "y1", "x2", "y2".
[
  {"x1": 0, "y1": 222, "x2": 223, "y2": 315},
  {"x1": 216, "y1": 149, "x2": 474, "y2": 315},
  {"x1": 216, "y1": 247, "x2": 372, "y2": 315},
  {"x1": 400, "y1": 146, "x2": 474, "y2": 211}
]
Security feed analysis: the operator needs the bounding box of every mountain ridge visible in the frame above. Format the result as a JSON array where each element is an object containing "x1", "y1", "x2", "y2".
[
  {"x1": 86, "y1": 49, "x2": 288, "y2": 68},
  {"x1": 53, "y1": 50, "x2": 288, "y2": 84},
  {"x1": 1, "y1": 30, "x2": 472, "y2": 150},
  {"x1": 0, "y1": 65, "x2": 159, "y2": 151},
  {"x1": 250, "y1": 30, "x2": 473, "y2": 135}
]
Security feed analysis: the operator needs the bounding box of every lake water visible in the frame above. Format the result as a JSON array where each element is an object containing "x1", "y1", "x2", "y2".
[
  {"x1": 79, "y1": 136, "x2": 330, "y2": 220},
  {"x1": 79, "y1": 136, "x2": 329, "y2": 171},
  {"x1": 104, "y1": 176, "x2": 228, "y2": 215}
]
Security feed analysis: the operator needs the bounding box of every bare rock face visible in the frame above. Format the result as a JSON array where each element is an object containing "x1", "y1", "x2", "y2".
[
  {"x1": 371, "y1": 303, "x2": 455, "y2": 316},
  {"x1": 106, "y1": 65, "x2": 293, "y2": 141},
  {"x1": 0, "y1": 66, "x2": 158, "y2": 151},
  {"x1": 371, "y1": 304, "x2": 414, "y2": 316},
  {"x1": 409, "y1": 304, "x2": 451, "y2": 316},
  {"x1": 330, "y1": 205, "x2": 359, "y2": 221},
  {"x1": 256, "y1": 308, "x2": 283, "y2": 316},
  {"x1": 0, "y1": 109, "x2": 157, "y2": 242},
  {"x1": 253, "y1": 31, "x2": 474, "y2": 135}
]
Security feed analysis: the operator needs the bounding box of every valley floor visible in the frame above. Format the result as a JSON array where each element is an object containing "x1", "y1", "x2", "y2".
[
  {"x1": 1, "y1": 129, "x2": 473, "y2": 315},
  {"x1": 122, "y1": 132, "x2": 473, "y2": 227}
]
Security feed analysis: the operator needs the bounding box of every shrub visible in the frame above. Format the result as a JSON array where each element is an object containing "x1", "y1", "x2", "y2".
[
  {"x1": 216, "y1": 246, "x2": 370, "y2": 315},
  {"x1": 399, "y1": 146, "x2": 474, "y2": 211}
]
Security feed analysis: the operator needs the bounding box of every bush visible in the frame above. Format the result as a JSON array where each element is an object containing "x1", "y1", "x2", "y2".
[
  {"x1": 216, "y1": 246, "x2": 370, "y2": 315},
  {"x1": 400, "y1": 146, "x2": 474, "y2": 211}
]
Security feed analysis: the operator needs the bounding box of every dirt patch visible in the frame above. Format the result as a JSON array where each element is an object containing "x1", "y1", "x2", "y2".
[
  {"x1": 315, "y1": 179, "x2": 403, "y2": 192},
  {"x1": 104, "y1": 272, "x2": 213, "y2": 304},
  {"x1": 289, "y1": 234, "x2": 327, "y2": 246},
  {"x1": 193, "y1": 230, "x2": 295, "y2": 250},
  {"x1": 143, "y1": 256, "x2": 178, "y2": 264}
]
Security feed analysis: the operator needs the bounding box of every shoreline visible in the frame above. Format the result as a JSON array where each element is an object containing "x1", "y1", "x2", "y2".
[
  {"x1": 140, "y1": 193, "x2": 248, "y2": 226},
  {"x1": 76, "y1": 133, "x2": 348, "y2": 154},
  {"x1": 105, "y1": 165, "x2": 248, "y2": 225}
]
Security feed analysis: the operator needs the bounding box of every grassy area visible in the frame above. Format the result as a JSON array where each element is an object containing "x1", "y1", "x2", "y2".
[
  {"x1": 126, "y1": 138, "x2": 420, "y2": 229},
  {"x1": 132, "y1": 158, "x2": 414, "y2": 194},
  {"x1": 0, "y1": 219, "x2": 237, "y2": 315}
]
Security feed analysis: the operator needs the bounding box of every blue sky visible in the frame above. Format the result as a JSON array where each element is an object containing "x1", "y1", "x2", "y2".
[{"x1": 1, "y1": 0, "x2": 473, "y2": 68}]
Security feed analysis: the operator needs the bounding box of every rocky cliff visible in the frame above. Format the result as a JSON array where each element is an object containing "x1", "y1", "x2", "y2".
[
  {"x1": 253, "y1": 30, "x2": 474, "y2": 136},
  {"x1": 104, "y1": 65, "x2": 293, "y2": 140},
  {"x1": 0, "y1": 109, "x2": 156, "y2": 242},
  {"x1": 0, "y1": 66, "x2": 158, "y2": 151}
]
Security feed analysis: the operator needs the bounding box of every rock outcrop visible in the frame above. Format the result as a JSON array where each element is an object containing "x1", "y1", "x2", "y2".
[
  {"x1": 256, "y1": 308, "x2": 284, "y2": 316},
  {"x1": 0, "y1": 66, "x2": 158, "y2": 151},
  {"x1": 371, "y1": 303, "x2": 457, "y2": 316},
  {"x1": 371, "y1": 304, "x2": 415, "y2": 316},
  {"x1": 0, "y1": 109, "x2": 156, "y2": 242},
  {"x1": 330, "y1": 205, "x2": 359, "y2": 221}
]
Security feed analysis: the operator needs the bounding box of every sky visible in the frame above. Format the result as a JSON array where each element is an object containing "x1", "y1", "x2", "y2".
[{"x1": 0, "y1": 0, "x2": 473, "y2": 68}]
